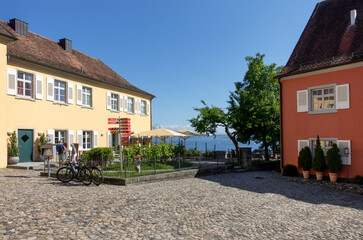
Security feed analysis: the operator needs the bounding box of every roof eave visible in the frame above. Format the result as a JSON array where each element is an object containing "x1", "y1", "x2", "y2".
[{"x1": 8, "y1": 54, "x2": 155, "y2": 99}]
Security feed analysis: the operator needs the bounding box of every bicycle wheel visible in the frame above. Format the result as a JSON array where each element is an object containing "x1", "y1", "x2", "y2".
[
  {"x1": 56, "y1": 167, "x2": 74, "y2": 183},
  {"x1": 91, "y1": 167, "x2": 104, "y2": 186},
  {"x1": 80, "y1": 168, "x2": 92, "y2": 186}
]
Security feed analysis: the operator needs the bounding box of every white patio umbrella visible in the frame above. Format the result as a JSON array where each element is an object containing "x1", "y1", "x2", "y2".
[
  {"x1": 131, "y1": 128, "x2": 187, "y2": 143},
  {"x1": 177, "y1": 129, "x2": 205, "y2": 147}
]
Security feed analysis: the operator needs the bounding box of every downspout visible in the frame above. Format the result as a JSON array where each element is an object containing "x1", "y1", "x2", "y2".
[{"x1": 278, "y1": 78, "x2": 284, "y2": 170}]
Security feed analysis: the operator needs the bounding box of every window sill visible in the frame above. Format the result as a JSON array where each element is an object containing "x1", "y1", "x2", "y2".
[
  {"x1": 53, "y1": 101, "x2": 68, "y2": 106},
  {"x1": 109, "y1": 109, "x2": 119, "y2": 113},
  {"x1": 15, "y1": 96, "x2": 36, "y2": 102},
  {"x1": 81, "y1": 105, "x2": 93, "y2": 110},
  {"x1": 308, "y1": 109, "x2": 337, "y2": 115}
]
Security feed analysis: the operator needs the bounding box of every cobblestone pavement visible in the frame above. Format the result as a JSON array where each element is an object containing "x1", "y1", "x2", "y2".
[{"x1": 0, "y1": 169, "x2": 362, "y2": 240}]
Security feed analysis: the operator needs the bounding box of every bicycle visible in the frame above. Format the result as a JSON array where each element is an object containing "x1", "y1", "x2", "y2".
[
  {"x1": 56, "y1": 159, "x2": 92, "y2": 186},
  {"x1": 84, "y1": 159, "x2": 104, "y2": 186}
]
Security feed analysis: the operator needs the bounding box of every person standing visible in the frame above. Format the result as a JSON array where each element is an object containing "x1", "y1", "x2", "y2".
[{"x1": 56, "y1": 140, "x2": 67, "y2": 167}]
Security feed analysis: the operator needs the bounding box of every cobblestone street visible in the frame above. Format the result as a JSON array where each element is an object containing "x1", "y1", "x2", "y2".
[{"x1": 0, "y1": 169, "x2": 362, "y2": 240}]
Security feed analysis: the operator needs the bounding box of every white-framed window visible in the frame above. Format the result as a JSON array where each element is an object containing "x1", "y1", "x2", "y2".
[
  {"x1": 297, "y1": 84, "x2": 349, "y2": 114},
  {"x1": 127, "y1": 97, "x2": 134, "y2": 113},
  {"x1": 55, "y1": 130, "x2": 67, "y2": 144},
  {"x1": 311, "y1": 87, "x2": 335, "y2": 111},
  {"x1": 17, "y1": 71, "x2": 33, "y2": 97},
  {"x1": 82, "y1": 87, "x2": 92, "y2": 107},
  {"x1": 111, "y1": 93, "x2": 118, "y2": 111},
  {"x1": 83, "y1": 131, "x2": 92, "y2": 150},
  {"x1": 54, "y1": 80, "x2": 66, "y2": 103},
  {"x1": 141, "y1": 100, "x2": 146, "y2": 115},
  {"x1": 311, "y1": 138, "x2": 337, "y2": 156}
]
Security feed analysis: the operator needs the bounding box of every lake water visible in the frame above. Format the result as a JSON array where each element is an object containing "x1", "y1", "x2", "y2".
[{"x1": 158, "y1": 135, "x2": 259, "y2": 152}]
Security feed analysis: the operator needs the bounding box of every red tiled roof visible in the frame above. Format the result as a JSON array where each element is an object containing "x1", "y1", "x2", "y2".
[
  {"x1": 278, "y1": 0, "x2": 363, "y2": 78},
  {"x1": 0, "y1": 20, "x2": 154, "y2": 98},
  {"x1": 0, "y1": 23, "x2": 16, "y2": 39}
]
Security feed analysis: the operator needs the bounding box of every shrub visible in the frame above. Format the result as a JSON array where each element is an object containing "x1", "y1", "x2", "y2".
[
  {"x1": 298, "y1": 146, "x2": 312, "y2": 171},
  {"x1": 7, "y1": 131, "x2": 19, "y2": 157},
  {"x1": 312, "y1": 136, "x2": 326, "y2": 172},
  {"x1": 37, "y1": 133, "x2": 46, "y2": 154},
  {"x1": 83, "y1": 147, "x2": 113, "y2": 166},
  {"x1": 283, "y1": 164, "x2": 298, "y2": 176},
  {"x1": 354, "y1": 175, "x2": 363, "y2": 185},
  {"x1": 326, "y1": 143, "x2": 342, "y2": 173}
]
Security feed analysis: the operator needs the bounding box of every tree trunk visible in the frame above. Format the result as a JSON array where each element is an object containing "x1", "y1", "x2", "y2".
[
  {"x1": 262, "y1": 130, "x2": 269, "y2": 161},
  {"x1": 272, "y1": 142, "x2": 277, "y2": 159},
  {"x1": 224, "y1": 126, "x2": 242, "y2": 166}
]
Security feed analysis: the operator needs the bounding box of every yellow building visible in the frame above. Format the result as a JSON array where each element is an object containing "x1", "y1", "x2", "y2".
[{"x1": 0, "y1": 18, "x2": 154, "y2": 168}]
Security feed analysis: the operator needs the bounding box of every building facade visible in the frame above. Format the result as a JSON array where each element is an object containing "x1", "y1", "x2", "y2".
[
  {"x1": 278, "y1": 0, "x2": 363, "y2": 178},
  {"x1": 0, "y1": 18, "x2": 154, "y2": 168}
]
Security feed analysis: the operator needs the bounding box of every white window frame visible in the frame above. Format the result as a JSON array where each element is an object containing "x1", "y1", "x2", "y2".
[
  {"x1": 308, "y1": 84, "x2": 337, "y2": 114},
  {"x1": 55, "y1": 130, "x2": 67, "y2": 144},
  {"x1": 82, "y1": 131, "x2": 92, "y2": 150},
  {"x1": 141, "y1": 100, "x2": 146, "y2": 115},
  {"x1": 127, "y1": 97, "x2": 134, "y2": 113},
  {"x1": 54, "y1": 80, "x2": 67, "y2": 103},
  {"x1": 82, "y1": 86, "x2": 92, "y2": 107},
  {"x1": 309, "y1": 138, "x2": 338, "y2": 156},
  {"x1": 111, "y1": 93, "x2": 118, "y2": 111},
  {"x1": 17, "y1": 71, "x2": 33, "y2": 98}
]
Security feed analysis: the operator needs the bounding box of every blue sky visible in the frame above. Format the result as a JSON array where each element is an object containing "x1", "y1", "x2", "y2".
[{"x1": 1, "y1": 0, "x2": 321, "y2": 131}]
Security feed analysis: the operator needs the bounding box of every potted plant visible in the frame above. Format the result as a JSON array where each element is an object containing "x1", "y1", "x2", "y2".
[
  {"x1": 312, "y1": 136, "x2": 326, "y2": 181},
  {"x1": 37, "y1": 133, "x2": 46, "y2": 161},
  {"x1": 326, "y1": 143, "x2": 342, "y2": 182},
  {"x1": 8, "y1": 131, "x2": 20, "y2": 164},
  {"x1": 298, "y1": 146, "x2": 312, "y2": 179}
]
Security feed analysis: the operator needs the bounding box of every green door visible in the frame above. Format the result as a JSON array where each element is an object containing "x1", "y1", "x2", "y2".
[{"x1": 18, "y1": 129, "x2": 33, "y2": 163}]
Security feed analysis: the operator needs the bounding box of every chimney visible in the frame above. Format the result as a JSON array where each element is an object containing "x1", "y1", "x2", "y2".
[
  {"x1": 59, "y1": 38, "x2": 72, "y2": 53},
  {"x1": 350, "y1": 9, "x2": 357, "y2": 26},
  {"x1": 9, "y1": 18, "x2": 28, "y2": 36}
]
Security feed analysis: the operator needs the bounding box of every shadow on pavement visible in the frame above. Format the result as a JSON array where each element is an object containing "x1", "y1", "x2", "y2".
[{"x1": 198, "y1": 170, "x2": 363, "y2": 211}]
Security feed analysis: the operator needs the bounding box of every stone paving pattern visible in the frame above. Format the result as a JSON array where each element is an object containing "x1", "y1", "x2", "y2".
[{"x1": 0, "y1": 169, "x2": 362, "y2": 239}]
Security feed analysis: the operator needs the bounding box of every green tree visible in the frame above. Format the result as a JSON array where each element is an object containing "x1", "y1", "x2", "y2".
[
  {"x1": 190, "y1": 101, "x2": 246, "y2": 166},
  {"x1": 229, "y1": 53, "x2": 283, "y2": 161},
  {"x1": 312, "y1": 136, "x2": 326, "y2": 172},
  {"x1": 190, "y1": 53, "x2": 282, "y2": 164},
  {"x1": 326, "y1": 143, "x2": 342, "y2": 173}
]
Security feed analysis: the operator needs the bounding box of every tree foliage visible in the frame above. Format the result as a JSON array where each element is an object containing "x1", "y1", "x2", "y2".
[
  {"x1": 326, "y1": 143, "x2": 342, "y2": 173},
  {"x1": 312, "y1": 136, "x2": 326, "y2": 172},
  {"x1": 298, "y1": 146, "x2": 312, "y2": 171},
  {"x1": 190, "y1": 53, "x2": 283, "y2": 164}
]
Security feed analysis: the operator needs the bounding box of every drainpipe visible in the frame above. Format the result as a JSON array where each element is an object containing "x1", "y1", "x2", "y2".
[{"x1": 278, "y1": 78, "x2": 284, "y2": 170}]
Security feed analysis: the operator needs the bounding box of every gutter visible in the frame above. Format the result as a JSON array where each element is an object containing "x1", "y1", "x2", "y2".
[
  {"x1": 7, "y1": 54, "x2": 156, "y2": 99},
  {"x1": 278, "y1": 78, "x2": 284, "y2": 170}
]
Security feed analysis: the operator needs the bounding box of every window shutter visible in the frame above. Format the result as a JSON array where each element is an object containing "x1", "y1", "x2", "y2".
[
  {"x1": 106, "y1": 92, "x2": 111, "y2": 110},
  {"x1": 77, "y1": 130, "x2": 83, "y2": 150},
  {"x1": 35, "y1": 74, "x2": 43, "y2": 99},
  {"x1": 146, "y1": 101, "x2": 150, "y2": 115},
  {"x1": 76, "y1": 85, "x2": 82, "y2": 105},
  {"x1": 7, "y1": 68, "x2": 16, "y2": 95},
  {"x1": 337, "y1": 140, "x2": 351, "y2": 165},
  {"x1": 138, "y1": 99, "x2": 141, "y2": 114},
  {"x1": 68, "y1": 83, "x2": 74, "y2": 104},
  {"x1": 46, "y1": 77, "x2": 54, "y2": 101},
  {"x1": 298, "y1": 140, "x2": 309, "y2": 154},
  {"x1": 107, "y1": 131, "x2": 112, "y2": 147},
  {"x1": 93, "y1": 131, "x2": 98, "y2": 148},
  {"x1": 119, "y1": 95, "x2": 123, "y2": 111},
  {"x1": 124, "y1": 96, "x2": 128, "y2": 112},
  {"x1": 68, "y1": 130, "x2": 75, "y2": 146},
  {"x1": 297, "y1": 90, "x2": 308, "y2": 112},
  {"x1": 47, "y1": 129, "x2": 55, "y2": 144},
  {"x1": 336, "y1": 84, "x2": 350, "y2": 109}
]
